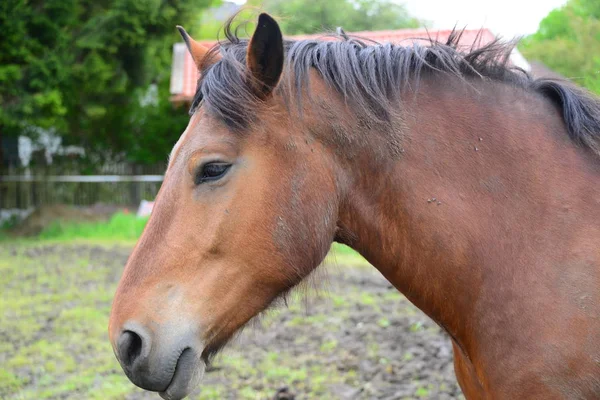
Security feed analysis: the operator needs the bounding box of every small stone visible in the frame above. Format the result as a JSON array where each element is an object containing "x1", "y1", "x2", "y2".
[
  {"x1": 474, "y1": 146, "x2": 479, "y2": 151},
  {"x1": 479, "y1": 137, "x2": 483, "y2": 141},
  {"x1": 437, "y1": 201, "x2": 442, "y2": 205},
  {"x1": 273, "y1": 387, "x2": 295, "y2": 400}
]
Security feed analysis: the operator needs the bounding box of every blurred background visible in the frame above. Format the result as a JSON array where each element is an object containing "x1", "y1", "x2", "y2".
[{"x1": 0, "y1": 0, "x2": 598, "y2": 399}]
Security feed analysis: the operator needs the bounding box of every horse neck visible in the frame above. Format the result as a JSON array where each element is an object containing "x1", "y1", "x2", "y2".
[{"x1": 334, "y1": 77, "x2": 600, "y2": 351}]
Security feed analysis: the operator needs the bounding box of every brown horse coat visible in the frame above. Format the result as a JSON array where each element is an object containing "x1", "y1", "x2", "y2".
[{"x1": 110, "y1": 13, "x2": 600, "y2": 400}]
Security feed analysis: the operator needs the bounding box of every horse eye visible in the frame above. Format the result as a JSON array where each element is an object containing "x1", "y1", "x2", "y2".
[{"x1": 195, "y1": 163, "x2": 231, "y2": 185}]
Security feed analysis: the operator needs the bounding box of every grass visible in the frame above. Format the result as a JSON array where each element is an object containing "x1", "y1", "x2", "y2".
[
  {"x1": 37, "y1": 212, "x2": 148, "y2": 241},
  {"x1": 0, "y1": 212, "x2": 366, "y2": 265},
  {"x1": 1, "y1": 214, "x2": 364, "y2": 260},
  {"x1": 0, "y1": 242, "x2": 131, "y2": 399},
  {"x1": 0, "y1": 215, "x2": 460, "y2": 399},
  {"x1": 0, "y1": 238, "x2": 367, "y2": 400}
]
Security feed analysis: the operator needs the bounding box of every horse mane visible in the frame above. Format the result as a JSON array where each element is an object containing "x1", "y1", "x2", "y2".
[{"x1": 192, "y1": 19, "x2": 600, "y2": 155}]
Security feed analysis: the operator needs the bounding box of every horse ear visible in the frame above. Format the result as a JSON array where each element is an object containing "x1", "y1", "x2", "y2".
[
  {"x1": 247, "y1": 13, "x2": 284, "y2": 97},
  {"x1": 177, "y1": 26, "x2": 211, "y2": 70}
]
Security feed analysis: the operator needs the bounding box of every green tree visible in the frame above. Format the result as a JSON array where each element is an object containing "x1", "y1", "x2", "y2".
[
  {"x1": 247, "y1": 0, "x2": 420, "y2": 35},
  {"x1": 0, "y1": 0, "x2": 217, "y2": 166},
  {"x1": 519, "y1": 0, "x2": 600, "y2": 94}
]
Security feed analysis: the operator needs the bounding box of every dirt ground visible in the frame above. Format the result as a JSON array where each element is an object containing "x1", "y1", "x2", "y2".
[{"x1": 0, "y1": 242, "x2": 463, "y2": 400}]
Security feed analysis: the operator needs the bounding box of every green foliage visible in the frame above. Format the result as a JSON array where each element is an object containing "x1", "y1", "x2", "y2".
[
  {"x1": 193, "y1": 9, "x2": 239, "y2": 40},
  {"x1": 519, "y1": 0, "x2": 600, "y2": 94},
  {"x1": 0, "y1": 0, "x2": 217, "y2": 164},
  {"x1": 194, "y1": 15, "x2": 229, "y2": 40},
  {"x1": 191, "y1": 7, "x2": 262, "y2": 40},
  {"x1": 0, "y1": 0, "x2": 73, "y2": 135},
  {"x1": 247, "y1": 0, "x2": 420, "y2": 35},
  {"x1": 126, "y1": 83, "x2": 192, "y2": 164},
  {"x1": 0, "y1": 0, "x2": 418, "y2": 165},
  {"x1": 37, "y1": 212, "x2": 148, "y2": 240}
]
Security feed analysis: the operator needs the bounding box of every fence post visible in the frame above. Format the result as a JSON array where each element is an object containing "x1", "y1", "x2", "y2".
[
  {"x1": 15, "y1": 178, "x2": 22, "y2": 209},
  {"x1": 130, "y1": 165, "x2": 141, "y2": 206},
  {"x1": 31, "y1": 177, "x2": 38, "y2": 208}
]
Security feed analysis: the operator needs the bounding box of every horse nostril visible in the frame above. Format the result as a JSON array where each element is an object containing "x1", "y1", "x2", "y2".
[{"x1": 118, "y1": 330, "x2": 145, "y2": 369}]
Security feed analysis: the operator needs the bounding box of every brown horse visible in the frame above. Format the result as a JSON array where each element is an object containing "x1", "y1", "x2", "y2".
[{"x1": 109, "y1": 13, "x2": 600, "y2": 400}]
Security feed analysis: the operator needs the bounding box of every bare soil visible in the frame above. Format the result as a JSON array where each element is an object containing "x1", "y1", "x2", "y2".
[{"x1": 0, "y1": 242, "x2": 462, "y2": 400}]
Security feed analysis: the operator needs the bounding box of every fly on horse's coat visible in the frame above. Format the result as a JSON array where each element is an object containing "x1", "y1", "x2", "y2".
[{"x1": 109, "y1": 12, "x2": 600, "y2": 400}]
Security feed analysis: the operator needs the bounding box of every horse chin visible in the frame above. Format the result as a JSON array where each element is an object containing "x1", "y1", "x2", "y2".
[{"x1": 159, "y1": 348, "x2": 205, "y2": 400}]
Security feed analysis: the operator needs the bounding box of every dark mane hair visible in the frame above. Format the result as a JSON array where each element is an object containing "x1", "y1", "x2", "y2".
[{"x1": 193, "y1": 20, "x2": 600, "y2": 155}]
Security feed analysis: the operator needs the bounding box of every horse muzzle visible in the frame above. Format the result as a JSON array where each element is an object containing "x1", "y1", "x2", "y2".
[{"x1": 114, "y1": 321, "x2": 205, "y2": 400}]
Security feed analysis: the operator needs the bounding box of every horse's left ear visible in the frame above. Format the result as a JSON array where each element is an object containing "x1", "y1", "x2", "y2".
[
  {"x1": 177, "y1": 26, "x2": 212, "y2": 70},
  {"x1": 247, "y1": 13, "x2": 284, "y2": 98}
]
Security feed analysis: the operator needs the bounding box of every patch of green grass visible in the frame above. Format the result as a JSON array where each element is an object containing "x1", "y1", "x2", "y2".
[
  {"x1": 415, "y1": 386, "x2": 430, "y2": 397},
  {"x1": 359, "y1": 292, "x2": 377, "y2": 306},
  {"x1": 329, "y1": 293, "x2": 347, "y2": 307},
  {"x1": 367, "y1": 342, "x2": 380, "y2": 358},
  {"x1": 238, "y1": 386, "x2": 262, "y2": 399},
  {"x1": 410, "y1": 321, "x2": 424, "y2": 332},
  {"x1": 87, "y1": 374, "x2": 135, "y2": 400},
  {"x1": 325, "y1": 243, "x2": 370, "y2": 267},
  {"x1": 383, "y1": 290, "x2": 403, "y2": 301},
  {"x1": 286, "y1": 313, "x2": 328, "y2": 327},
  {"x1": 0, "y1": 369, "x2": 23, "y2": 393},
  {"x1": 264, "y1": 365, "x2": 307, "y2": 382},
  {"x1": 220, "y1": 353, "x2": 254, "y2": 371},
  {"x1": 319, "y1": 339, "x2": 338, "y2": 352},
  {"x1": 377, "y1": 317, "x2": 391, "y2": 328},
  {"x1": 36, "y1": 212, "x2": 148, "y2": 241},
  {"x1": 330, "y1": 243, "x2": 357, "y2": 256},
  {"x1": 198, "y1": 385, "x2": 226, "y2": 400}
]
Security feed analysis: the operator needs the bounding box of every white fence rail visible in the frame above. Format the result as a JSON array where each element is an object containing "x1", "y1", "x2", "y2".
[
  {"x1": 1, "y1": 175, "x2": 164, "y2": 183},
  {"x1": 1, "y1": 175, "x2": 164, "y2": 209}
]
